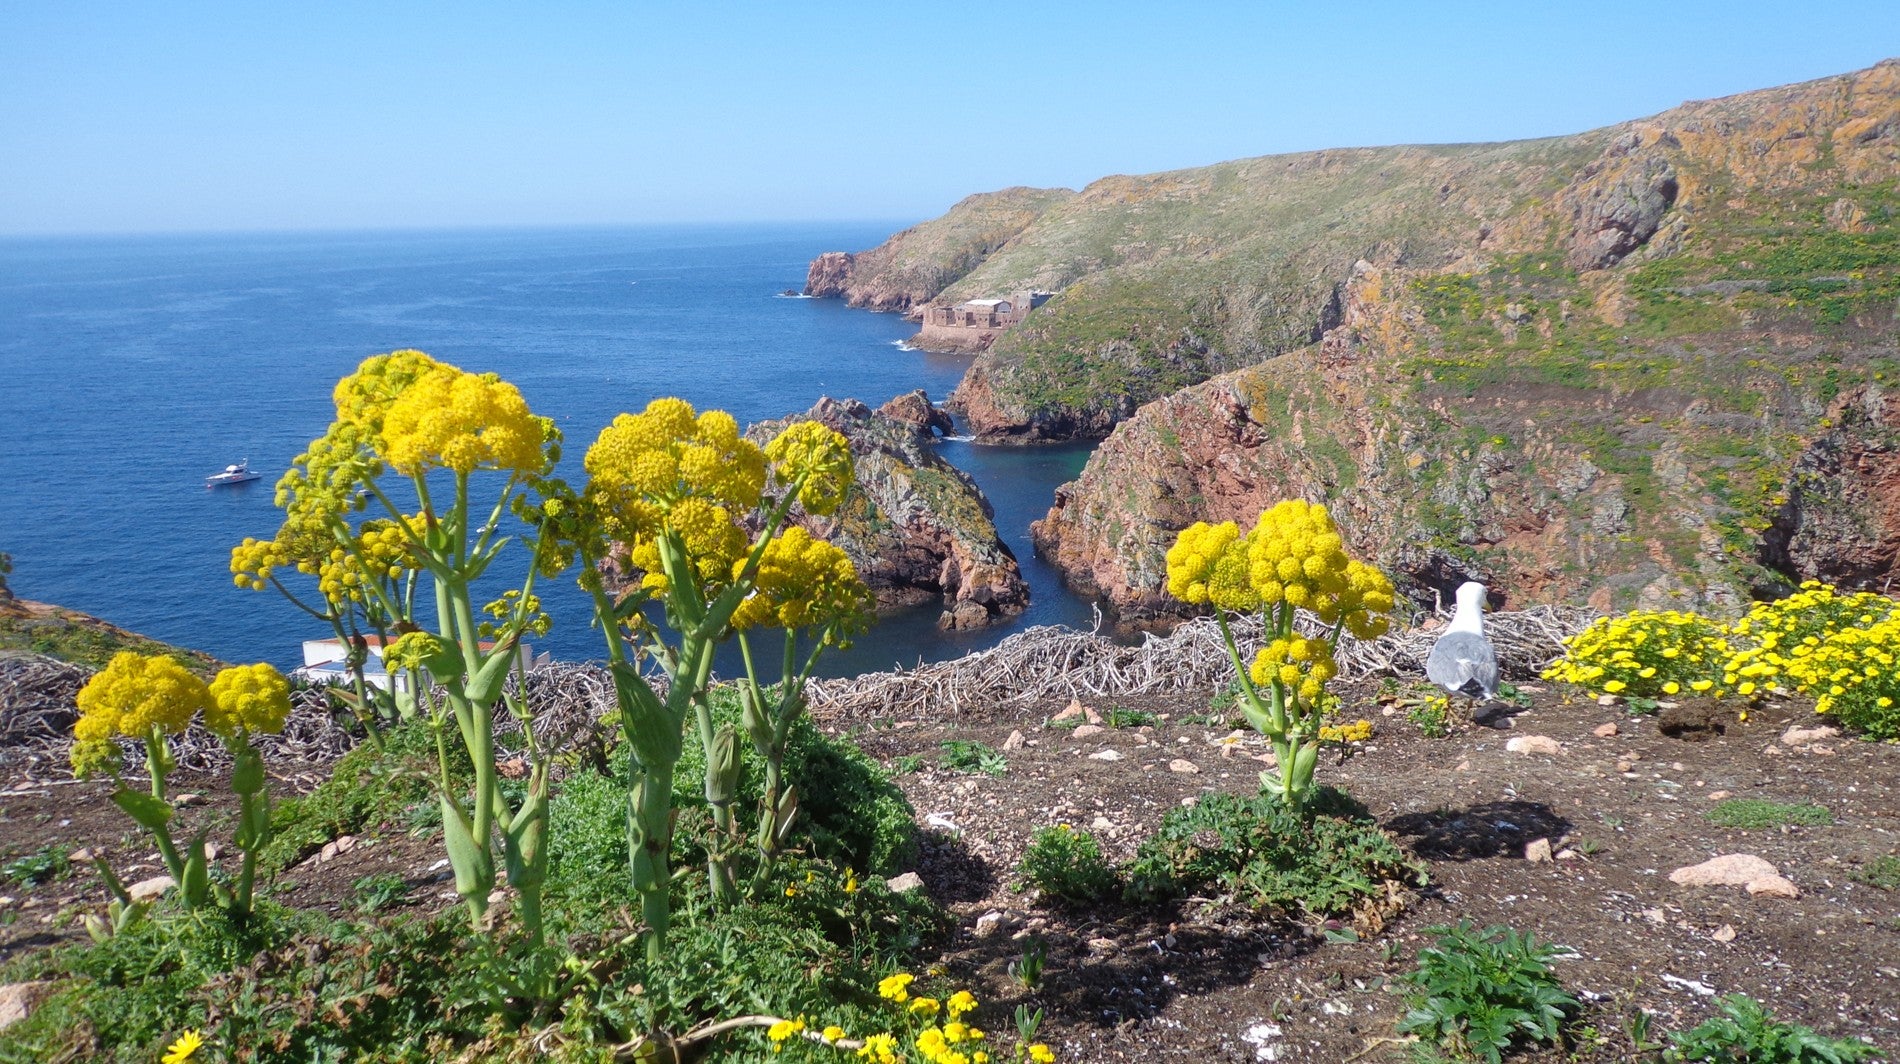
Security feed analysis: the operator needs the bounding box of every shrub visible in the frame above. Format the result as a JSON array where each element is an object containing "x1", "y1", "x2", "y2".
[
  {"x1": 1666, "y1": 994, "x2": 1882, "y2": 1063},
  {"x1": 1706, "y1": 799, "x2": 1833, "y2": 830},
  {"x1": 1541, "y1": 610, "x2": 1732, "y2": 700},
  {"x1": 1018, "y1": 826, "x2": 1118, "y2": 906},
  {"x1": 1396, "y1": 921, "x2": 1578, "y2": 1064},
  {"x1": 1121, "y1": 788, "x2": 1423, "y2": 918}
]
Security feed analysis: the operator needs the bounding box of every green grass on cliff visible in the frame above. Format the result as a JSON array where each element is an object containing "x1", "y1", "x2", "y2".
[{"x1": 0, "y1": 604, "x2": 223, "y2": 675}]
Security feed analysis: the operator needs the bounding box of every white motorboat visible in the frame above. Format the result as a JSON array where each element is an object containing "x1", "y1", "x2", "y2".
[{"x1": 205, "y1": 459, "x2": 262, "y2": 487}]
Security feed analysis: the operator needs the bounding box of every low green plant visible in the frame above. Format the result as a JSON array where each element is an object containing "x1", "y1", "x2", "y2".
[
  {"x1": 1018, "y1": 825, "x2": 1118, "y2": 906},
  {"x1": 1665, "y1": 994, "x2": 1882, "y2": 1063},
  {"x1": 1408, "y1": 695, "x2": 1454, "y2": 738},
  {"x1": 1010, "y1": 937, "x2": 1047, "y2": 991},
  {"x1": 262, "y1": 720, "x2": 450, "y2": 874},
  {"x1": 1396, "y1": 921, "x2": 1578, "y2": 1064},
  {"x1": 1851, "y1": 855, "x2": 1900, "y2": 891},
  {"x1": 1103, "y1": 706, "x2": 1159, "y2": 728},
  {"x1": 1121, "y1": 788, "x2": 1423, "y2": 918},
  {"x1": 939, "y1": 739, "x2": 1007, "y2": 777},
  {"x1": 352, "y1": 872, "x2": 409, "y2": 913},
  {"x1": 68, "y1": 653, "x2": 293, "y2": 924},
  {"x1": 1706, "y1": 798, "x2": 1833, "y2": 830},
  {"x1": 889, "y1": 754, "x2": 925, "y2": 775},
  {"x1": 1, "y1": 846, "x2": 70, "y2": 887}
]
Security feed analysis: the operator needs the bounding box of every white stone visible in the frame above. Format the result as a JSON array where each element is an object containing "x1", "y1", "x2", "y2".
[
  {"x1": 1745, "y1": 874, "x2": 1801, "y2": 898},
  {"x1": 1524, "y1": 838, "x2": 1554, "y2": 863},
  {"x1": 885, "y1": 872, "x2": 925, "y2": 893},
  {"x1": 0, "y1": 982, "x2": 53, "y2": 1031},
  {"x1": 1072, "y1": 724, "x2": 1106, "y2": 739},
  {"x1": 1168, "y1": 759, "x2": 1201, "y2": 775},
  {"x1": 1505, "y1": 735, "x2": 1562, "y2": 756},
  {"x1": 1781, "y1": 724, "x2": 1841, "y2": 747},
  {"x1": 1088, "y1": 749, "x2": 1124, "y2": 762},
  {"x1": 1669, "y1": 854, "x2": 1779, "y2": 887},
  {"x1": 973, "y1": 911, "x2": 1008, "y2": 938},
  {"x1": 127, "y1": 875, "x2": 174, "y2": 902}
]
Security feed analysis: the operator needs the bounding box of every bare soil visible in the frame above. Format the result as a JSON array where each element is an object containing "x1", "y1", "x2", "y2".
[{"x1": 2, "y1": 683, "x2": 1895, "y2": 1062}]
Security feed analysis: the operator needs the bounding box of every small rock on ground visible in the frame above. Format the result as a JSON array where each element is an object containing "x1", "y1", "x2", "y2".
[
  {"x1": 1071, "y1": 724, "x2": 1106, "y2": 739},
  {"x1": 885, "y1": 872, "x2": 925, "y2": 893},
  {"x1": 1525, "y1": 838, "x2": 1554, "y2": 863},
  {"x1": 1782, "y1": 724, "x2": 1841, "y2": 746},
  {"x1": 1669, "y1": 854, "x2": 1779, "y2": 887},
  {"x1": 1505, "y1": 735, "x2": 1563, "y2": 756},
  {"x1": 1168, "y1": 759, "x2": 1200, "y2": 775},
  {"x1": 1745, "y1": 874, "x2": 1801, "y2": 898},
  {"x1": 0, "y1": 981, "x2": 54, "y2": 1030},
  {"x1": 128, "y1": 875, "x2": 175, "y2": 902},
  {"x1": 1088, "y1": 749, "x2": 1124, "y2": 762},
  {"x1": 1002, "y1": 730, "x2": 1025, "y2": 751},
  {"x1": 1593, "y1": 723, "x2": 1619, "y2": 737}
]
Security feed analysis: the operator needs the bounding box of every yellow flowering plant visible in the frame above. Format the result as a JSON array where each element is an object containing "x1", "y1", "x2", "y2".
[
  {"x1": 732, "y1": 524, "x2": 874, "y2": 885},
  {"x1": 529, "y1": 400, "x2": 861, "y2": 955},
  {"x1": 1542, "y1": 582, "x2": 1900, "y2": 738},
  {"x1": 1540, "y1": 609, "x2": 1733, "y2": 701},
  {"x1": 241, "y1": 350, "x2": 565, "y2": 943},
  {"x1": 1165, "y1": 500, "x2": 1396, "y2": 808},
  {"x1": 70, "y1": 652, "x2": 291, "y2": 924}
]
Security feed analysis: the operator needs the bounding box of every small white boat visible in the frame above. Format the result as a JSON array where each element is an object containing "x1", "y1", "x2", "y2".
[{"x1": 205, "y1": 459, "x2": 262, "y2": 487}]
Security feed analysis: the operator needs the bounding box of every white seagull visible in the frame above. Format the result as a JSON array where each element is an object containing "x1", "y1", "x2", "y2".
[{"x1": 1426, "y1": 581, "x2": 1500, "y2": 715}]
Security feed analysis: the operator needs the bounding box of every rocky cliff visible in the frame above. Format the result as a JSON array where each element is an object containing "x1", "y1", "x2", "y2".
[
  {"x1": 1032, "y1": 231, "x2": 1900, "y2": 617},
  {"x1": 802, "y1": 187, "x2": 1074, "y2": 312},
  {"x1": 814, "y1": 60, "x2": 1900, "y2": 447},
  {"x1": 747, "y1": 395, "x2": 1029, "y2": 630}
]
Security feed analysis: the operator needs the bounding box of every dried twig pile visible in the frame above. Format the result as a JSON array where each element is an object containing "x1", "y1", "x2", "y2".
[
  {"x1": 3, "y1": 606, "x2": 1592, "y2": 771},
  {"x1": 806, "y1": 605, "x2": 1593, "y2": 720}
]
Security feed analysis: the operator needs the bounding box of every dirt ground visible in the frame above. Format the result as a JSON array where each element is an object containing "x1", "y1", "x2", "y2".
[{"x1": 2, "y1": 681, "x2": 1895, "y2": 1061}]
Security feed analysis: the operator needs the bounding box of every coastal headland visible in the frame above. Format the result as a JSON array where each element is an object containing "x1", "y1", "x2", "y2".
[{"x1": 808, "y1": 59, "x2": 1900, "y2": 620}]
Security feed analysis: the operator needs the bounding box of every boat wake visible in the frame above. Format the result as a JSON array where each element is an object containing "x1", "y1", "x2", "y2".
[{"x1": 774, "y1": 292, "x2": 815, "y2": 299}]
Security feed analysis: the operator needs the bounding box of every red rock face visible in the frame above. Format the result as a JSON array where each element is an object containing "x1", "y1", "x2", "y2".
[
  {"x1": 803, "y1": 252, "x2": 855, "y2": 300},
  {"x1": 1765, "y1": 389, "x2": 1900, "y2": 589}
]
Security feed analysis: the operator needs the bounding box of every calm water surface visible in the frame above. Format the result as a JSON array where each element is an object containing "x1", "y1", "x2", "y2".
[{"x1": 0, "y1": 225, "x2": 1098, "y2": 677}]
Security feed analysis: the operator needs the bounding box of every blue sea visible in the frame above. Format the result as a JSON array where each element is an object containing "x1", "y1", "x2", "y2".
[{"x1": 0, "y1": 224, "x2": 1098, "y2": 677}]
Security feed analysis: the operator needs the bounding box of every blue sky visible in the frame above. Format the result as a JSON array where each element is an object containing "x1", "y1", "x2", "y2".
[{"x1": 2, "y1": 2, "x2": 1895, "y2": 235}]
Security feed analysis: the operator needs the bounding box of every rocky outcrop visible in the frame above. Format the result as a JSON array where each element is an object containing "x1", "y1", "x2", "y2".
[
  {"x1": 802, "y1": 187, "x2": 1073, "y2": 311},
  {"x1": 1032, "y1": 252, "x2": 1900, "y2": 618},
  {"x1": 876, "y1": 389, "x2": 955, "y2": 437},
  {"x1": 1763, "y1": 386, "x2": 1900, "y2": 588},
  {"x1": 748, "y1": 397, "x2": 1028, "y2": 630},
  {"x1": 803, "y1": 252, "x2": 855, "y2": 300},
  {"x1": 1560, "y1": 132, "x2": 1679, "y2": 270}
]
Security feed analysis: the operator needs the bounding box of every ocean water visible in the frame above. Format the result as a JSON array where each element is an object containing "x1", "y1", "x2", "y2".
[{"x1": 0, "y1": 224, "x2": 1098, "y2": 677}]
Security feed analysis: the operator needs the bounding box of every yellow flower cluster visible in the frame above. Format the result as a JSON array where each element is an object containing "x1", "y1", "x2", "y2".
[
  {"x1": 382, "y1": 631, "x2": 449, "y2": 674},
  {"x1": 765, "y1": 420, "x2": 855, "y2": 516},
  {"x1": 1318, "y1": 718, "x2": 1374, "y2": 744},
  {"x1": 1736, "y1": 583, "x2": 1900, "y2": 738},
  {"x1": 1250, "y1": 635, "x2": 1339, "y2": 701},
  {"x1": 1544, "y1": 582, "x2": 1900, "y2": 739},
  {"x1": 204, "y1": 663, "x2": 291, "y2": 741},
  {"x1": 1540, "y1": 609, "x2": 1734, "y2": 699},
  {"x1": 378, "y1": 362, "x2": 553, "y2": 476},
  {"x1": 732, "y1": 526, "x2": 872, "y2": 636},
  {"x1": 586, "y1": 399, "x2": 768, "y2": 524},
  {"x1": 480, "y1": 589, "x2": 553, "y2": 639},
  {"x1": 585, "y1": 400, "x2": 770, "y2": 592},
  {"x1": 863, "y1": 976, "x2": 1024, "y2": 1063},
  {"x1": 1165, "y1": 501, "x2": 1395, "y2": 638},
  {"x1": 75, "y1": 652, "x2": 209, "y2": 747}
]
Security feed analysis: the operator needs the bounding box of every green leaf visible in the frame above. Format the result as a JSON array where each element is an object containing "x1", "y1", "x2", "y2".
[{"x1": 111, "y1": 789, "x2": 173, "y2": 832}]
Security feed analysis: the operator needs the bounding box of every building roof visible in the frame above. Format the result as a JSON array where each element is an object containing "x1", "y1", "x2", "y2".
[{"x1": 962, "y1": 298, "x2": 1009, "y2": 308}]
